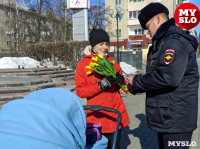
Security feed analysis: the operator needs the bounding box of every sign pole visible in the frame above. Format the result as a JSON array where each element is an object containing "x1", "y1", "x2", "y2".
[{"x1": 68, "y1": 0, "x2": 89, "y2": 41}]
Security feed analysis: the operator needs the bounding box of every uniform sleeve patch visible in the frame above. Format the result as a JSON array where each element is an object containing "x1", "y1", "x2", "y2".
[{"x1": 164, "y1": 49, "x2": 175, "y2": 65}]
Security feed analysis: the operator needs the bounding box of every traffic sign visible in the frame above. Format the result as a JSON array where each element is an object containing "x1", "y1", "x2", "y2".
[{"x1": 126, "y1": 43, "x2": 131, "y2": 48}]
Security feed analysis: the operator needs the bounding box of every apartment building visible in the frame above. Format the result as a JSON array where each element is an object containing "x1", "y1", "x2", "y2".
[
  {"x1": 105, "y1": 0, "x2": 185, "y2": 64},
  {"x1": 0, "y1": 0, "x2": 17, "y2": 53},
  {"x1": 0, "y1": 0, "x2": 70, "y2": 55}
]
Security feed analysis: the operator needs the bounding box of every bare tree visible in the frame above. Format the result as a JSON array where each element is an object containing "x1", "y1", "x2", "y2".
[
  {"x1": 88, "y1": 2, "x2": 113, "y2": 36},
  {"x1": 20, "y1": 0, "x2": 54, "y2": 42},
  {"x1": 15, "y1": 0, "x2": 72, "y2": 44},
  {"x1": 52, "y1": 0, "x2": 73, "y2": 42},
  {"x1": 88, "y1": 4, "x2": 104, "y2": 29}
]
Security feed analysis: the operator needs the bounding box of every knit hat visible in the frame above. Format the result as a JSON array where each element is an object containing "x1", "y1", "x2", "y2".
[
  {"x1": 89, "y1": 28, "x2": 110, "y2": 47},
  {"x1": 138, "y1": 2, "x2": 169, "y2": 29}
]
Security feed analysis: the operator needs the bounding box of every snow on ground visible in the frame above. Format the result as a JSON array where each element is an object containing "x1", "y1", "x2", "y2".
[
  {"x1": 0, "y1": 57, "x2": 138, "y2": 73},
  {"x1": 0, "y1": 57, "x2": 42, "y2": 69},
  {"x1": 0, "y1": 57, "x2": 66, "y2": 69}
]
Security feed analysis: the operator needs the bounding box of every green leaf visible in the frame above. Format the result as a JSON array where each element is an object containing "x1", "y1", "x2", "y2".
[
  {"x1": 92, "y1": 67, "x2": 102, "y2": 74},
  {"x1": 102, "y1": 57, "x2": 115, "y2": 75},
  {"x1": 90, "y1": 56, "x2": 118, "y2": 78},
  {"x1": 110, "y1": 60, "x2": 116, "y2": 64}
]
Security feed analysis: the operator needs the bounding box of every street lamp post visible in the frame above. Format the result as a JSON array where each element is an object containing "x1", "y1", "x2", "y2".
[{"x1": 109, "y1": 5, "x2": 124, "y2": 63}]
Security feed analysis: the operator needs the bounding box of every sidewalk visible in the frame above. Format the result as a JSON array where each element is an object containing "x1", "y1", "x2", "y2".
[{"x1": 119, "y1": 86, "x2": 200, "y2": 149}]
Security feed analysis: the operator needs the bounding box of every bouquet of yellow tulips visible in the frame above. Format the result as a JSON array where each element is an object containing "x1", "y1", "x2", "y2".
[{"x1": 86, "y1": 53, "x2": 130, "y2": 94}]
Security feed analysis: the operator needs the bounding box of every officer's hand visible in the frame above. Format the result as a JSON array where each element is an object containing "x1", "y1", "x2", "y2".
[
  {"x1": 127, "y1": 75, "x2": 135, "y2": 86},
  {"x1": 127, "y1": 84, "x2": 134, "y2": 93},
  {"x1": 98, "y1": 75, "x2": 117, "y2": 90},
  {"x1": 119, "y1": 85, "x2": 128, "y2": 95}
]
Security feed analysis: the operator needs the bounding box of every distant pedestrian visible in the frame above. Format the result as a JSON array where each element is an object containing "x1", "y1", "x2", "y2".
[{"x1": 127, "y1": 3, "x2": 199, "y2": 149}]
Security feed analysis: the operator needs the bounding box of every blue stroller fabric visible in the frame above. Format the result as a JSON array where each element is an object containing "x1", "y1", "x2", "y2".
[
  {"x1": 0, "y1": 88, "x2": 108, "y2": 149},
  {"x1": 0, "y1": 88, "x2": 87, "y2": 149}
]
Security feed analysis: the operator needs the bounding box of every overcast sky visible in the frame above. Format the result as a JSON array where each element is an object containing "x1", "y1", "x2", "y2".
[{"x1": 189, "y1": 0, "x2": 200, "y2": 35}]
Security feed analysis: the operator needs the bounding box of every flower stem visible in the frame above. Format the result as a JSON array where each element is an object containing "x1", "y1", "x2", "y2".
[{"x1": 118, "y1": 83, "x2": 130, "y2": 94}]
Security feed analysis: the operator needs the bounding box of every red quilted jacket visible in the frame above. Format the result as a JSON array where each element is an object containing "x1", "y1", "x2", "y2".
[{"x1": 75, "y1": 46, "x2": 130, "y2": 133}]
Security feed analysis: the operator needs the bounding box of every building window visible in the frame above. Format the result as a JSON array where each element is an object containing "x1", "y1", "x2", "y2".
[
  {"x1": 46, "y1": 29, "x2": 51, "y2": 36},
  {"x1": 129, "y1": 11, "x2": 140, "y2": 19},
  {"x1": 28, "y1": 24, "x2": 35, "y2": 31},
  {"x1": 14, "y1": 33, "x2": 17, "y2": 40},
  {"x1": 133, "y1": 48, "x2": 142, "y2": 51},
  {"x1": 134, "y1": 30, "x2": 137, "y2": 35},
  {"x1": 42, "y1": 29, "x2": 51, "y2": 36},
  {"x1": 116, "y1": 29, "x2": 121, "y2": 37},
  {"x1": 132, "y1": 48, "x2": 142, "y2": 54},
  {"x1": 134, "y1": 29, "x2": 145, "y2": 35},
  {"x1": 6, "y1": 21, "x2": 10, "y2": 27},
  {"x1": 7, "y1": 41, "x2": 11, "y2": 46},
  {"x1": 5, "y1": 31, "x2": 11, "y2": 35},
  {"x1": 26, "y1": 36, "x2": 35, "y2": 43},
  {"x1": 115, "y1": 0, "x2": 121, "y2": 5},
  {"x1": 43, "y1": 20, "x2": 47, "y2": 24},
  {"x1": 129, "y1": 12, "x2": 133, "y2": 19}
]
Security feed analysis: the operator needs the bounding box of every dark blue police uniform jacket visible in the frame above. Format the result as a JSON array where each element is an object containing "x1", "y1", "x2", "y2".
[{"x1": 132, "y1": 18, "x2": 199, "y2": 133}]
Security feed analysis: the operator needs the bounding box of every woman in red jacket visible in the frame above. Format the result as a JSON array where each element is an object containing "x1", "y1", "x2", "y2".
[{"x1": 75, "y1": 28, "x2": 130, "y2": 149}]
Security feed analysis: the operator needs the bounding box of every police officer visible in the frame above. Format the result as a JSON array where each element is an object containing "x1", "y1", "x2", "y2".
[{"x1": 127, "y1": 3, "x2": 199, "y2": 149}]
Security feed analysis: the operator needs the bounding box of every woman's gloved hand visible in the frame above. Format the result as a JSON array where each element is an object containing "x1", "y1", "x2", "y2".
[
  {"x1": 98, "y1": 75, "x2": 116, "y2": 90},
  {"x1": 116, "y1": 72, "x2": 124, "y2": 84},
  {"x1": 98, "y1": 72, "x2": 125, "y2": 90}
]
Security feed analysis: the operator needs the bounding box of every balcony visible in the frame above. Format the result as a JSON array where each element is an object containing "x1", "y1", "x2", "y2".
[{"x1": 128, "y1": 19, "x2": 140, "y2": 26}]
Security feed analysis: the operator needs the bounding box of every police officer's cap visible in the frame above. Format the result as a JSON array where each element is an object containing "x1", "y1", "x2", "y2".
[{"x1": 138, "y1": 2, "x2": 169, "y2": 29}]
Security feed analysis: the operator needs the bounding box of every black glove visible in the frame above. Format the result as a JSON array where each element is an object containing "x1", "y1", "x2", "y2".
[
  {"x1": 98, "y1": 73, "x2": 125, "y2": 90},
  {"x1": 115, "y1": 72, "x2": 124, "y2": 84},
  {"x1": 98, "y1": 75, "x2": 117, "y2": 90}
]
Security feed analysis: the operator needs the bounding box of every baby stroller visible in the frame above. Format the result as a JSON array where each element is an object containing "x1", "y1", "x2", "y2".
[
  {"x1": 0, "y1": 88, "x2": 121, "y2": 149},
  {"x1": 84, "y1": 105, "x2": 122, "y2": 149}
]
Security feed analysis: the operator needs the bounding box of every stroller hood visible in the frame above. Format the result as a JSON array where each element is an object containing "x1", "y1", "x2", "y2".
[{"x1": 0, "y1": 88, "x2": 86, "y2": 149}]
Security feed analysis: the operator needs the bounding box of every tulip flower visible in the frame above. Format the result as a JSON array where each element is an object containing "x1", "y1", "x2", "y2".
[
  {"x1": 91, "y1": 57, "x2": 98, "y2": 62},
  {"x1": 97, "y1": 53, "x2": 103, "y2": 59},
  {"x1": 86, "y1": 66, "x2": 91, "y2": 69},
  {"x1": 86, "y1": 54, "x2": 130, "y2": 94},
  {"x1": 86, "y1": 71, "x2": 92, "y2": 75}
]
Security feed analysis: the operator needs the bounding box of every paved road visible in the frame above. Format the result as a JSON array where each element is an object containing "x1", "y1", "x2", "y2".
[
  {"x1": 119, "y1": 93, "x2": 157, "y2": 149},
  {"x1": 120, "y1": 91, "x2": 199, "y2": 149}
]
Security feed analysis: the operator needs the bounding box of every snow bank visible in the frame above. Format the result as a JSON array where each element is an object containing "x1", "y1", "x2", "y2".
[{"x1": 0, "y1": 57, "x2": 43, "y2": 69}]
